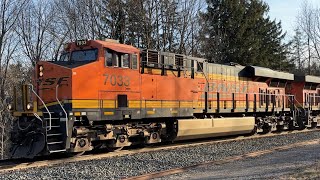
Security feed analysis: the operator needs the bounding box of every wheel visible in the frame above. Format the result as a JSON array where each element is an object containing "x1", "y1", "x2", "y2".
[
  {"x1": 311, "y1": 122, "x2": 318, "y2": 129},
  {"x1": 276, "y1": 125, "x2": 284, "y2": 132},
  {"x1": 298, "y1": 122, "x2": 306, "y2": 130},
  {"x1": 288, "y1": 120, "x2": 295, "y2": 131},
  {"x1": 262, "y1": 125, "x2": 272, "y2": 134},
  {"x1": 247, "y1": 125, "x2": 257, "y2": 136}
]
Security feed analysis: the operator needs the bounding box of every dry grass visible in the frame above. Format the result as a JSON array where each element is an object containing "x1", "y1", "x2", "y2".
[{"x1": 281, "y1": 161, "x2": 320, "y2": 180}]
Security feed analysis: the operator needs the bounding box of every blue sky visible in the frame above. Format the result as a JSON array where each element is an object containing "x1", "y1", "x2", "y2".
[{"x1": 265, "y1": 0, "x2": 320, "y2": 39}]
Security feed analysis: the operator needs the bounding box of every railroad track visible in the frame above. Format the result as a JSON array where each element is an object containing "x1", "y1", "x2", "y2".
[
  {"x1": 0, "y1": 129, "x2": 319, "y2": 173},
  {"x1": 125, "y1": 139, "x2": 320, "y2": 180}
]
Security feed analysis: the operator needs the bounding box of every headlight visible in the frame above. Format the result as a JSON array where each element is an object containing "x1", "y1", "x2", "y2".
[
  {"x1": 27, "y1": 103, "x2": 33, "y2": 110},
  {"x1": 39, "y1": 65, "x2": 44, "y2": 77},
  {"x1": 7, "y1": 104, "x2": 12, "y2": 110}
]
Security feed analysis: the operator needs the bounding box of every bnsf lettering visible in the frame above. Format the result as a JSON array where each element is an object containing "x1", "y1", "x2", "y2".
[
  {"x1": 103, "y1": 74, "x2": 130, "y2": 87},
  {"x1": 43, "y1": 78, "x2": 56, "y2": 86},
  {"x1": 39, "y1": 77, "x2": 69, "y2": 86}
]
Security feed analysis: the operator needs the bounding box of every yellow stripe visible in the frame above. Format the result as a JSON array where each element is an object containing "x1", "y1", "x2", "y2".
[
  {"x1": 129, "y1": 100, "x2": 141, "y2": 108},
  {"x1": 249, "y1": 102, "x2": 254, "y2": 108},
  {"x1": 103, "y1": 100, "x2": 116, "y2": 108},
  {"x1": 104, "y1": 111, "x2": 114, "y2": 115},
  {"x1": 162, "y1": 101, "x2": 179, "y2": 108},
  {"x1": 146, "y1": 101, "x2": 162, "y2": 108},
  {"x1": 152, "y1": 69, "x2": 162, "y2": 74},
  {"x1": 236, "y1": 101, "x2": 246, "y2": 108},
  {"x1": 197, "y1": 102, "x2": 205, "y2": 108},
  {"x1": 147, "y1": 110, "x2": 155, "y2": 115},
  {"x1": 226, "y1": 101, "x2": 233, "y2": 108},
  {"x1": 72, "y1": 100, "x2": 99, "y2": 108},
  {"x1": 180, "y1": 101, "x2": 193, "y2": 108},
  {"x1": 193, "y1": 109, "x2": 203, "y2": 113},
  {"x1": 42, "y1": 99, "x2": 252, "y2": 110},
  {"x1": 209, "y1": 101, "x2": 217, "y2": 108}
]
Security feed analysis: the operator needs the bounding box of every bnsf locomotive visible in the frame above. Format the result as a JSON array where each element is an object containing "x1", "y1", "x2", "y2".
[{"x1": 9, "y1": 39, "x2": 320, "y2": 158}]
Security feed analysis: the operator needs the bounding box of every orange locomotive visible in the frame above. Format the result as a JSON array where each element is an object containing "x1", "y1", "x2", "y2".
[{"x1": 9, "y1": 39, "x2": 320, "y2": 158}]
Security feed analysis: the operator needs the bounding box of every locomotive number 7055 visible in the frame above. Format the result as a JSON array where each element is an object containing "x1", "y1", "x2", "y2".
[{"x1": 103, "y1": 74, "x2": 130, "y2": 86}]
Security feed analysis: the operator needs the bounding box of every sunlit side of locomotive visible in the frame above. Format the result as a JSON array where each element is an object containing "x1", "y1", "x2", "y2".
[{"x1": 9, "y1": 38, "x2": 320, "y2": 159}]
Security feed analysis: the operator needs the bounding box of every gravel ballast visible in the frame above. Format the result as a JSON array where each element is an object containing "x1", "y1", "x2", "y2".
[{"x1": 1, "y1": 131, "x2": 320, "y2": 180}]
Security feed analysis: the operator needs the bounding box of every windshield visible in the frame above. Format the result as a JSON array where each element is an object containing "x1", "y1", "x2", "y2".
[
  {"x1": 71, "y1": 49, "x2": 98, "y2": 62},
  {"x1": 59, "y1": 52, "x2": 70, "y2": 61}
]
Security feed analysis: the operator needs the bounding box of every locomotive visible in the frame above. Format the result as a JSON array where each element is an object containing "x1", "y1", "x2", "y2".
[{"x1": 9, "y1": 39, "x2": 320, "y2": 158}]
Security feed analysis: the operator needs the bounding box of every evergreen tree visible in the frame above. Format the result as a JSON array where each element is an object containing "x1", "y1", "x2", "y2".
[{"x1": 200, "y1": 0, "x2": 292, "y2": 70}]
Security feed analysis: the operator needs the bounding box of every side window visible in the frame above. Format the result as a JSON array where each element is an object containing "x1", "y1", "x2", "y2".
[
  {"x1": 131, "y1": 54, "x2": 137, "y2": 69},
  {"x1": 105, "y1": 49, "x2": 112, "y2": 66},
  {"x1": 112, "y1": 53, "x2": 119, "y2": 67},
  {"x1": 121, "y1": 54, "x2": 130, "y2": 68},
  {"x1": 197, "y1": 62, "x2": 203, "y2": 72}
]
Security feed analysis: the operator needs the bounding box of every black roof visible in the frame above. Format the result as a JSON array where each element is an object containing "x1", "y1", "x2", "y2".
[
  {"x1": 243, "y1": 66, "x2": 294, "y2": 81},
  {"x1": 294, "y1": 74, "x2": 320, "y2": 84}
]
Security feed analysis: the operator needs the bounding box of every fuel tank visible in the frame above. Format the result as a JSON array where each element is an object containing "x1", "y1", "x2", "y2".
[{"x1": 175, "y1": 117, "x2": 255, "y2": 141}]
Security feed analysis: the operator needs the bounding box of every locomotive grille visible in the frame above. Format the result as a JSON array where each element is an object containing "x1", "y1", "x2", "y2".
[{"x1": 147, "y1": 50, "x2": 159, "y2": 67}]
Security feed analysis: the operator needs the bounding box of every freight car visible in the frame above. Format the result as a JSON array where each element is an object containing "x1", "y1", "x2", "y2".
[{"x1": 8, "y1": 39, "x2": 320, "y2": 159}]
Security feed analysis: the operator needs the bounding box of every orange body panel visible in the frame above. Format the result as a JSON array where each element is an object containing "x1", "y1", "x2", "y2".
[{"x1": 36, "y1": 61, "x2": 72, "y2": 105}]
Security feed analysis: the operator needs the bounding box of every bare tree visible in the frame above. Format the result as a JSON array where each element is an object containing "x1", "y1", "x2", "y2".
[
  {"x1": 297, "y1": 1, "x2": 320, "y2": 74},
  {"x1": 175, "y1": 0, "x2": 205, "y2": 55},
  {"x1": 17, "y1": 1, "x2": 63, "y2": 65},
  {"x1": 0, "y1": 0, "x2": 27, "y2": 159}
]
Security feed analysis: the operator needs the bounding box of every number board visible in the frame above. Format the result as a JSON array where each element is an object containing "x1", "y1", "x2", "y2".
[
  {"x1": 76, "y1": 40, "x2": 88, "y2": 46},
  {"x1": 103, "y1": 74, "x2": 130, "y2": 87}
]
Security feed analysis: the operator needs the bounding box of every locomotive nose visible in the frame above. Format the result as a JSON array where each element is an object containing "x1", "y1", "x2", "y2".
[{"x1": 36, "y1": 61, "x2": 72, "y2": 105}]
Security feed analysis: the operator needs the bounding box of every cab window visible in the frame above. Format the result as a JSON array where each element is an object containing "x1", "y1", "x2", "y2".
[
  {"x1": 105, "y1": 49, "x2": 119, "y2": 67},
  {"x1": 59, "y1": 52, "x2": 70, "y2": 61},
  {"x1": 104, "y1": 48, "x2": 138, "y2": 70},
  {"x1": 71, "y1": 49, "x2": 98, "y2": 61},
  {"x1": 121, "y1": 54, "x2": 130, "y2": 68},
  {"x1": 105, "y1": 50, "x2": 112, "y2": 66},
  {"x1": 131, "y1": 54, "x2": 138, "y2": 69}
]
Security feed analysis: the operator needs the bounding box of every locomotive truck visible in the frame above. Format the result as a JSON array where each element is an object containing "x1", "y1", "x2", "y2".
[{"x1": 9, "y1": 39, "x2": 320, "y2": 158}]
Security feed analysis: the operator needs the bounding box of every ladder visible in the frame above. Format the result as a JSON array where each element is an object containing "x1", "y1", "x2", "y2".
[
  {"x1": 44, "y1": 112, "x2": 67, "y2": 153},
  {"x1": 28, "y1": 84, "x2": 68, "y2": 153}
]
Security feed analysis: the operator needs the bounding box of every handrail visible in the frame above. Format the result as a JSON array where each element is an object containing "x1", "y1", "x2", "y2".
[
  {"x1": 33, "y1": 112, "x2": 43, "y2": 127},
  {"x1": 56, "y1": 85, "x2": 68, "y2": 137},
  {"x1": 29, "y1": 84, "x2": 51, "y2": 131}
]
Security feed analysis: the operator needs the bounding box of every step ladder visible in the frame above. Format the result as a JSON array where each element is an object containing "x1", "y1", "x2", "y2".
[
  {"x1": 28, "y1": 84, "x2": 68, "y2": 154},
  {"x1": 43, "y1": 112, "x2": 67, "y2": 153}
]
